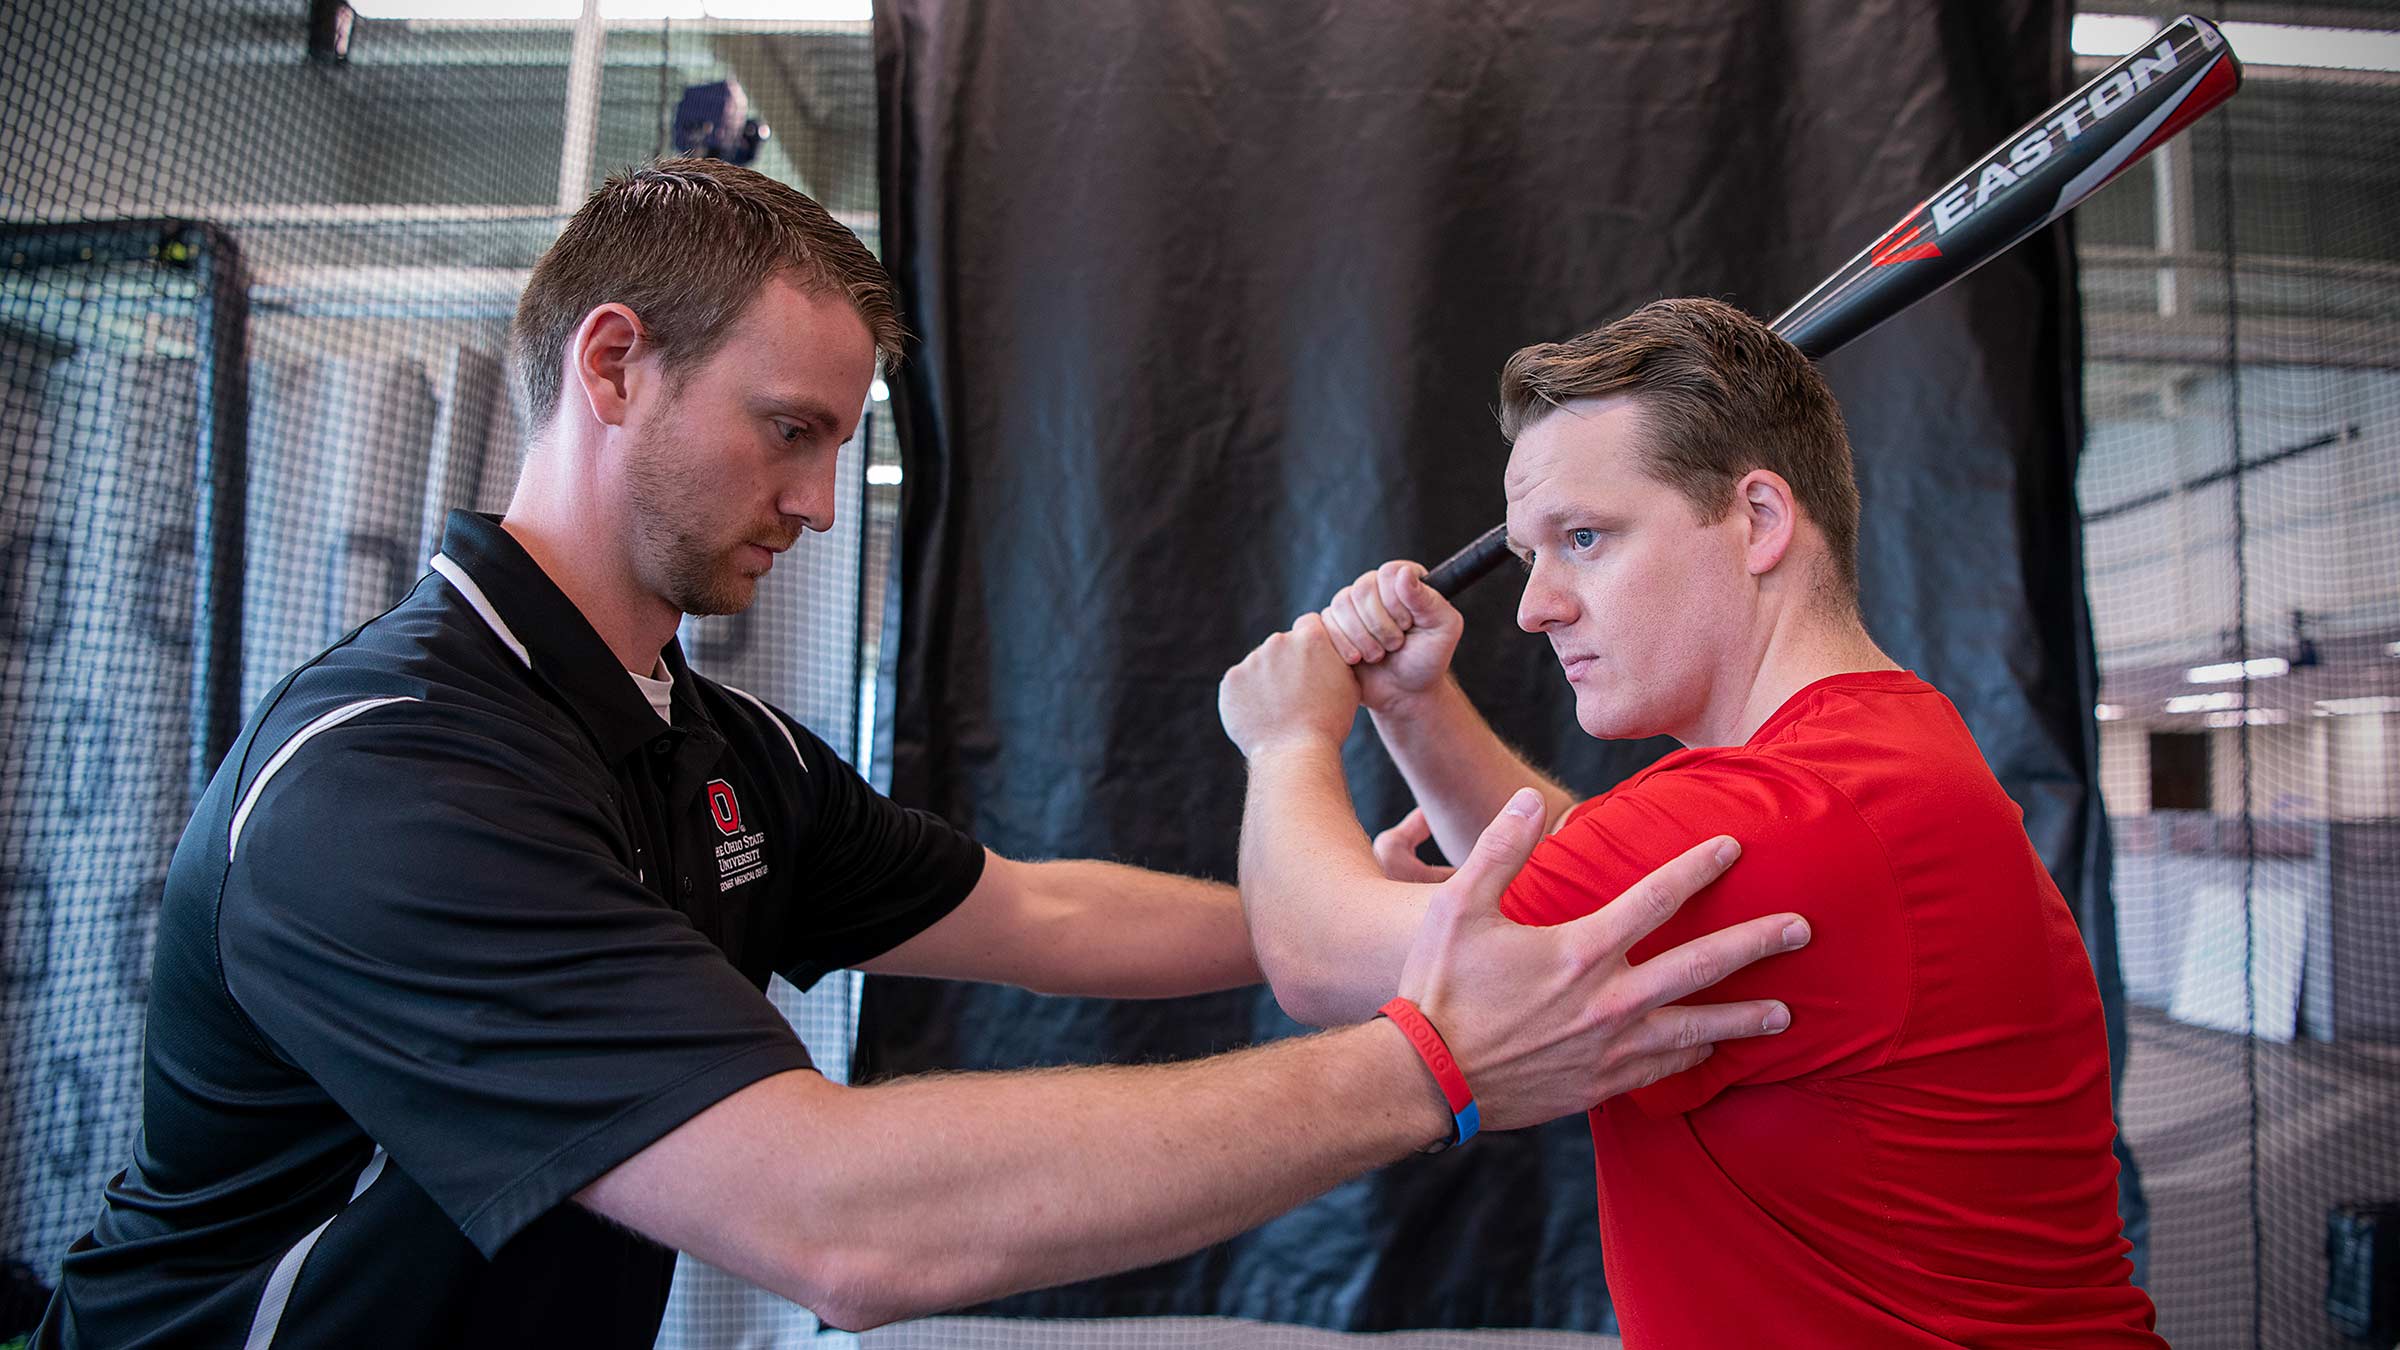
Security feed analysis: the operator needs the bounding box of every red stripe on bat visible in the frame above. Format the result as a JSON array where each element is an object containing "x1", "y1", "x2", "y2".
[
  {"x1": 2129, "y1": 53, "x2": 2240, "y2": 164},
  {"x1": 2097, "y1": 53, "x2": 2242, "y2": 194},
  {"x1": 1869, "y1": 214, "x2": 1941, "y2": 267}
]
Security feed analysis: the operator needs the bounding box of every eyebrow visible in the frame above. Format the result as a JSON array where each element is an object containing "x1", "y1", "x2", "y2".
[{"x1": 751, "y1": 396, "x2": 845, "y2": 429}]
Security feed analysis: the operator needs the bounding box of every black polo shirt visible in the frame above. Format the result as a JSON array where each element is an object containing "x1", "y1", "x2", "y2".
[{"x1": 40, "y1": 511, "x2": 984, "y2": 1349}]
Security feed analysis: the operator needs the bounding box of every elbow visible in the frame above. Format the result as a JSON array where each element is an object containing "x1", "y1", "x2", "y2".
[
  {"x1": 788, "y1": 1251, "x2": 918, "y2": 1333},
  {"x1": 1253, "y1": 937, "x2": 1353, "y2": 1029},
  {"x1": 812, "y1": 1297, "x2": 906, "y2": 1335},
  {"x1": 1270, "y1": 983, "x2": 1346, "y2": 1030},
  {"x1": 787, "y1": 1240, "x2": 1012, "y2": 1332}
]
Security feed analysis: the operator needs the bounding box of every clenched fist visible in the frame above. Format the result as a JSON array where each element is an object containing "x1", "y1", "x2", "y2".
[
  {"x1": 1317, "y1": 560, "x2": 1463, "y2": 714},
  {"x1": 1219, "y1": 614, "x2": 1363, "y2": 758}
]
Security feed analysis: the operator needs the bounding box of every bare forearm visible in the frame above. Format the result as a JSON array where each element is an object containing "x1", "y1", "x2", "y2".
[
  {"x1": 861, "y1": 854, "x2": 1259, "y2": 998},
  {"x1": 586, "y1": 1026, "x2": 1449, "y2": 1329},
  {"x1": 1238, "y1": 742, "x2": 1422, "y2": 1025},
  {"x1": 822, "y1": 1023, "x2": 1440, "y2": 1321},
  {"x1": 1017, "y1": 860, "x2": 1260, "y2": 997},
  {"x1": 1371, "y1": 677, "x2": 1573, "y2": 862}
]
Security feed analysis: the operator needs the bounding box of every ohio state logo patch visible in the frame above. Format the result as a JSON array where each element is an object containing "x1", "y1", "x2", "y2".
[
  {"x1": 706, "y1": 779, "x2": 742, "y2": 835},
  {"x1": 706, "y1": 779, "x2": 769, "y2": 894}
]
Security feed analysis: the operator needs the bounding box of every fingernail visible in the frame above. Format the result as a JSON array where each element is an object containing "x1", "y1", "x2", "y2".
[
  {"x1": 1505, "y1": 788, "x2": 1542, "y2": 819},
  {"x1": 1782, "y1": 919, "x2": 1811, "y2": 947},
  {"x1": 1762, "y1": 1004, "x2": 1790, "y2": 1033},
  {"x1": 1713, "y1": 839, "x2": 1740, "y2": 867}
]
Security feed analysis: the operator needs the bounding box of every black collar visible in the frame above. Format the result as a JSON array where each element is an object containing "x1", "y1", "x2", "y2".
[{"x1": 430, "y1": 510, "x2": 719, "y2": 764}]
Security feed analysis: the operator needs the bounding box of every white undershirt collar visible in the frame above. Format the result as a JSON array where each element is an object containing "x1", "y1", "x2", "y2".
[{"x1": 626, "y1": 658, "x2": 674, "y2": 724}]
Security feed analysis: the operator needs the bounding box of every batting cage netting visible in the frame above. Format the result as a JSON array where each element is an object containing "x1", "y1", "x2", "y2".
[
  {"x1": 1, "y1": 5, "x2": 891, "y2": 1347},
  {"x1": 2073, "y1": 6, "x2": 2400, "y2": 1346},
  {"x1": 1, "y1": 4, "x2": 2395, "y2": 1350}
]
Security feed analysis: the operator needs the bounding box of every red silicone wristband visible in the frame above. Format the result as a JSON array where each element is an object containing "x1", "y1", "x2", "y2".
[{"x1": 1378, "y1": 996, "x2": 1478, "y2": 1149}]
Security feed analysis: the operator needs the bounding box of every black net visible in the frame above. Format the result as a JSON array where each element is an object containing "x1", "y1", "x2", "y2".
[
  {"x1": 2073, "y1": 5, "x2": 2400, "y2": 1347},
  {"x1": 0, "y1": 4, "x2": 885, "y2": 1346},
  {"x1": 0, "y1": 219, "x2": 245, "y2": 1311}
]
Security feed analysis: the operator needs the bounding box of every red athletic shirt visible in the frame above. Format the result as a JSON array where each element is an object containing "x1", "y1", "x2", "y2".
[{"x1": 1501, "y1": 671, "x2": 2160, "y2": 1348}]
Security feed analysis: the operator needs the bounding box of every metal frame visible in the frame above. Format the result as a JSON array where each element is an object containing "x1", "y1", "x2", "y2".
[{"x1": 0, "y1": 220, "x2": 250, "y2": 792}]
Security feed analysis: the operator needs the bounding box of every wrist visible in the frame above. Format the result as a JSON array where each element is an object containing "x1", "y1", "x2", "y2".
[
  {"x1": 1239, "y1": 729, "x2": 1346, "y2": 763},
  {"x1": 1375, "y1": 996, "x2": 1478, "y2": 1152},
  {"x1": 1361, "y1": 1016, "x2": 1459, "y2": 1154},
  {"x1": 1367, "y1": 674, "x2": 1458, "y2": 728}
]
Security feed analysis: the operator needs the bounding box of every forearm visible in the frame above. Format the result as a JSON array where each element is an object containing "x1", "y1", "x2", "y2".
[
  {"x1": 823, "y1": 1022, "x2": 1440, "y2": 1322},
  {"x1": 860, "y1": 853, "x2": 1260, "y2": 997},
  {"x1": 588, "y1": 1025, "x2": 1448, "y2": 1329},
  {"x1": 1371, "y1": 677, "x2": 1574, "y2": 862},
  {"x1": 1012, "y1": 859, "x2": 1261, "y2": 997},
  {"x1": 1237, "y1": 741, "x2": 1423, "y2": 1026}
]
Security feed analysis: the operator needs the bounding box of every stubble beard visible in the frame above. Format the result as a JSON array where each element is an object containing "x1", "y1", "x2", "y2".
[{"x1": 624, "y1": 420, "x2": 758, "y2": 618}]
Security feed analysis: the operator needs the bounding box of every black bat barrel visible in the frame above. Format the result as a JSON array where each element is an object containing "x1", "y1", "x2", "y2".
[{"x1": 1422, "y1": 13, "x2": 2240, "y2": 599}]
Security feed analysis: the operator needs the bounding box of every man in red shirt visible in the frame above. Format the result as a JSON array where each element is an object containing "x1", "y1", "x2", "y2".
[{"x1": 1217, "y1": 297, "x2": 2159, "y2": 1347}]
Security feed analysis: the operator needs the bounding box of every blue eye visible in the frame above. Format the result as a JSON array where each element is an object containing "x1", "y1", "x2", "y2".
[
  {"x1": 777, "y1": 422, "x2": 806, "y2": 444},
  {"x1": 1570, "y1": 528, "x2": 1599, "y2": 550}
]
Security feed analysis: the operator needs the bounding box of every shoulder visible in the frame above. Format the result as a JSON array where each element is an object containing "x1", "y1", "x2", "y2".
[
  {"x1": 223, "y1": 657, "x2": 614, "y2": 886},
  {"x1": 1510, "y1": 748, "x2": 1897, "y2": 931},
  {"x1": 1575, "y1": 748, "x2": 1877, "y2": 853}
]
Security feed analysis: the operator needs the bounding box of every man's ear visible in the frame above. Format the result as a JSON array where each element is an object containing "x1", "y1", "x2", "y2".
[
  {"x1": 1738, "y1": 468, "x2": 1798, "y2": 578},
  {"x1": 568, "y1": 303, "x2": 649, "y2": 430}
]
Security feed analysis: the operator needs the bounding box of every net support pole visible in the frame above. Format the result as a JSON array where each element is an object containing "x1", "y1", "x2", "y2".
[
  {"x1": 557, "y1": 0, "x2": 605, "y2": 212},
  {"x1": 188, "y1": 223, "x2": 251, "y2": 795}
]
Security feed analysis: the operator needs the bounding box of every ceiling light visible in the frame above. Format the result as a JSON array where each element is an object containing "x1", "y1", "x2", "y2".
[
  {"x1": 703, "y1": 0, "x2": 870, "y2": 16},
  {"x1": 2071, "y1": 15, "x2": 2163, "y2": 56},
  {"x1": 869, "y1": 378, "x2": 890, "y2": 403},
  {"x1": 2166, "y1": 692, "x2": 2242, "y2": 714},
  {"x1": 349, "y1": 0, "x2": 578, "y2": 15},
  {"x1": 2095, "y1": 704, "x2": 2124, "y2": 721},
  {"x1": 2205, "y1": 709, "x2": 2286, "y2": 728},
  {"x1": 2317, "y1": 696, "x2": 2400, "y2": 716},
  {"x1": 350, "y1": 0, "x2": 869, "y2": 18},
  {"x1": 2187, "y1": 657, "x2": 2289, "y2": 684},
  {"x1": 2222, "y1": 21, "x2": 2400, "y2": 73},
  {"x1": 865, "y1": 464, "x2": 903, "y2": 486},
  {"x1": 2073, "y1": 13, "x2": 2400, "y2": 73}
]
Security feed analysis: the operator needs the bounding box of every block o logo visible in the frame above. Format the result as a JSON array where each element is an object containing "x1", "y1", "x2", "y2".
[{"x1": 706, "y1": 779, "x2": 742, "y2": 835}]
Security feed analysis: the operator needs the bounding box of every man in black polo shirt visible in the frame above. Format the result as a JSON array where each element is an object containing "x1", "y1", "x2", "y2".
[{"x1": 39, "y1": 159, "x2": 1811, "y2": 1348}]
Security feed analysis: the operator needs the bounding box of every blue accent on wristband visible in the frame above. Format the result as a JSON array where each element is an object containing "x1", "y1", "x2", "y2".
[{"x1": 1453, "y1": 1099, "x2": 1480, "y2": 1148}]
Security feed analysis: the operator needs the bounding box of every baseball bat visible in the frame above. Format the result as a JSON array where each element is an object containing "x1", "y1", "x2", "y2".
[{"x1": 1421, "y1": 12, "x2": 2242, "y2": 597}]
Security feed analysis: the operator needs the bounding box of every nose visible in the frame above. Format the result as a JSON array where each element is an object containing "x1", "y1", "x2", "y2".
[
  {"x1": 779, "y1": 453, "x2": 839, "y2": 534},
  {"x1": 1516, "y1": 557, "x2": 1575, "y2": 634}
]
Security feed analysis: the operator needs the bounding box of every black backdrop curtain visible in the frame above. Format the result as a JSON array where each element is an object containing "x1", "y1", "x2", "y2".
[{"x1": 863, "y1": 0, "x2": 2118, "y2": 1331}]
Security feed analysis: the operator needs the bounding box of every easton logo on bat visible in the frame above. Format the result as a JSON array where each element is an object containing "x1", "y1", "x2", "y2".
[{"x1": 1870, "y1": 31, "x2": 2203, "y2": 267}]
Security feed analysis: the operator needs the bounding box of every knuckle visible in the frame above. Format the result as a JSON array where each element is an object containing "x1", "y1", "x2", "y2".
[
  {"x1": 1674, "y1": 949, "x2": 1719, "y2": 995},
  {"x1": 1671, "y1": 1014, "x2": 1704, "y2": 1053}
]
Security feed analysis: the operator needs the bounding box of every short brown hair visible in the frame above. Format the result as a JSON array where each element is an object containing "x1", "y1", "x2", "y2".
[
  {"x1": 1498, "y1": 297, "x2": 1861, "y2": 598},
  {"x1": 510, "y1": 157, "x2": 905, "y2": 431}
]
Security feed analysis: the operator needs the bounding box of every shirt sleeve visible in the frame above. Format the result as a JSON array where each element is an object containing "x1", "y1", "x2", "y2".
[
  {"x1": 220, "y1": 708, "x2": 818, "y2": 1259},
  {"x1": 764, "y1": 707, "x2": 988, "y2": 990},
  {"x1": 1500, "y1": 755, "x2": 1911, "y2": 1116}
]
